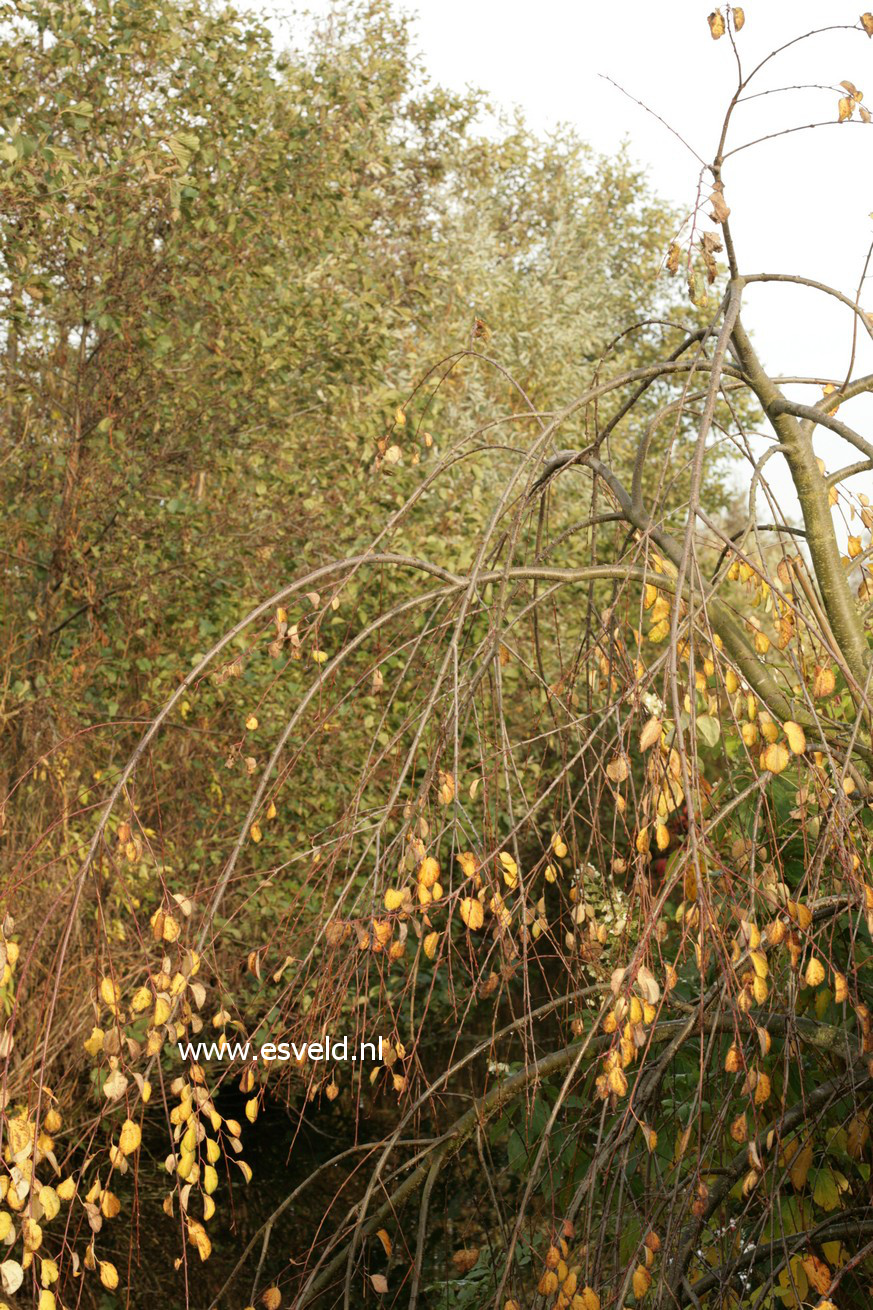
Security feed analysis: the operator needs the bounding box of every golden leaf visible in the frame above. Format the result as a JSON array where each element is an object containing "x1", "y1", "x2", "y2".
[
  {"x1": 99, "y1": 1261, "x2": 119, "y2": 1290},
  {"x1": 118, "y1": 1119, "x2": 141, "y2": 1156},
  {"x1": 250, "y1": 822, "x2": 262, "y2": 844},
  {"x1": 761, "y1": 742, "x2": 789, "y2": 774},
  {"x1": 262, "y1": 1289, "x2": 282, "y2": 1310},
  {"x1": 783, "y1": 721, "x2": 806, "y2": 755},
  {"x1": 499, "y1": 852, "x2": 519, "y2": 888},
  {"x1": 551, "y1": 833, "x2": 568, "y2": 858},
  {"x1": 99, "y1": 977, "x2": 120, "y2": 1009},
  {"x1": 733, "y1": 6, "x2": 745, "y2": 29},
  {"x1": 203, "y1": 1165, "x2": 218, "y2": 1194},
  {"x1": 639, "y1": 717, "x2": 662, "y2": 751},
  {"x1": 839, "y1": 95, "x2": 854, "y2": 122},
  {"x1": 607, "y1": 1066, "x2": 628, "y2": 1096},
  {"x1": 245, "y1": 715, "x2": 258, "y2": 731},
  {"x1": 754, "y1": 1072, "x2": 771, "y2": 1105},
  {"x1": 460, "y1": 898, "x2": 484, "y2": 931},
  {"x1": 438, "y1": 770, "x2": 455, "y2": 804},
  {"x1": 153, "y1": 996, "x2": 171, "y2": 1027},
  {"x1": 383, "y1": 888, "x2": 406, "y2": 912},
  {"x1": 38, "y1": 1187, "x2": 59, "y2": 1222},
  {"x1": 376, "y1": 1229, "x2": 392, "y2": 1257},
  {"x1": 708, "y1": 9, "x2": 726, "y2": 38},
  {"x1": 456, "y1": 851, "x2": 477, "y2": 879},
  {"x1": 605, "y1": 755, "x2": 628, "y2": 783},
  {"x1": 750, "y1": 950, "x2": 768, "y2": 979},
  {"x1": 834, "y1": 971, "x2": 848, "y2": 1003},
  {"x1": 245, "y1": 1096, "x2": 259, "y2": 1123},
  {"x1": 863, "y1": 13, "x2": 873, "y2": 36},
  {"x1": 789, "y1": 1140, "x2": 813, "y2": 1189},
  {"x1": 805, "y1": 957, "x2": 826, "y2": 987},
  {"x1": 632, "y1": 1263, "x2": 652, "y2": 1297},
  {"x1": 423, "y1": 931, "x2": 439, "y2": 960},
  {"x1": 418, "y1": 856, "x2": 440, "y2": 889}
]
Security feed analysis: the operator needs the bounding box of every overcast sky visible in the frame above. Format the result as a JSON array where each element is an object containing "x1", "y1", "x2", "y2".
[{"x1": 273, "y1": 0, "x2": 873, "y2": 523}]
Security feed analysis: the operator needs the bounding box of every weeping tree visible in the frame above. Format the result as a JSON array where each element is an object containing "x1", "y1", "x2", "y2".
[{"x1": 5, "y1": 6, "x2": 873, "y2": 1310}]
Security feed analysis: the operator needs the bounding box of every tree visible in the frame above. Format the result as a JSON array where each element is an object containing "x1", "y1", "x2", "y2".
[{"x1": 12, "y1": 5, "x2": 873, "y2": 1310}]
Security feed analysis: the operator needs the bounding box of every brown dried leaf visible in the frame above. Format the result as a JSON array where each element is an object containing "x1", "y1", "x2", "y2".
[{"x1": 451, "y1": 1248, "x2": 480, "y2": 1275}]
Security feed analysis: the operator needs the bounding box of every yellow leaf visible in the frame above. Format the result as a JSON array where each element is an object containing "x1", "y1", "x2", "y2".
[
  {"x1": 438, "y1": 770, "x2": 455, "y2": 804},
  {"x1": 755, "y1": 1072, "x2": 771, "y2": 1105},
  {"x1": 245, "y1": 715, "x2": 259, "y2": 731},
  {"x1": 834, "y1": 971, "x2": 848, "y2": 1003},
  {"x1": 707, "y1": 9, "x2": 726, "y2": 39},
  {"x1": 607, "y1": 1066, "x2": 628, "y2": 1096},
  {"x1": 38, "y1": 1187, "x2": 59, "y2": 1222},
  {"x1": 839, "y1": 95, "x2": 854, "y2": 122},
  {"x1": 118, "y1": 1119, "x2": 141, "y2": 1156},
  {"x1": 40, "y1": 1256, "x2": 59, "y2": 1286},
  {"x1": 783, "y1": 721, "x2": 806, "y2": 755},
  {"x1": 750, "y1": 951, "x2": 768, "y2": 979},
  {"x1": 632, "y1": 1263, "x2": 652, "y2": 1298},
  {"x1": 639, "y1": 717, "x2": 662, "y2": 751},
  {"x1": 187, "y1": 1218, "x2": 212, "y2": 1261},
  {"x1": 848, "y1": 534, "x2": 863, "y2": 558},
  {"x1": 551, "y1": 833, "x2": 568, "y2": 858},
  {"x1": 99, "y1": 977, "x2": 119, "y2": 1009},
  {"x1": 153, "y1": 996, "x2": 171, "y2": 1027},
  {"x1": 376, "y1": 1228, "x2": 392, "y2": 1257},
  {"x1": 456, "y1": 851, "x2": 477, "y2": 879},
  {"x1": 423, "y1": 931, "x2": 439, "y2": 960},
  {"x1": 38, "y1": 1291, "x2": 56, "y2": 1310},
  {"x1": 499, "y1": 852, "x2": 519, "y2": 888},
  {"x1": 761, "y1": 742, "x2": 789, "y2": 774},
  {"x1": 99, "y1": 1261, "x2": 119, "y2": 1290},
  {"x1": 383, "y1": 888, "x2": 406, "y2": 912},
  {"x1": 460, "y1": 898, "x2": 484, "y2": 931},
  {"x1": 394, "y1": 407, "x2": 406, "y2": 427},
  {"x1": 418, "y1": 856, "x2": 440, "y2": 888},
  {"x1": 131, "y1": 985, "x2": 152, "y2": 1013},
  {"x1": 605, "y1": 755, "x2": 628, "y2": 783},
  {"x1": 805, "y1": 957, "x2": 826, "y2": 987},
  {"x1": 578, "y1": 1291, "x2": 601, "y2": 1310},
  {"x1": 250, "y1": 823, "x2": 262, "y2": 844},
  {"x1": 733, "y1": 6, "x2": 745, "y2": 29},
  {"x1": 262, "y1": 1289, "x2": 282, "y2": 1310},
  {"x1": 863, "y1": 13, "x2": 873, "y2": 37},
  {"x1": 245, "y1": 1096, "x2": 259, "y2": 1123},
  {"x1": 203, "y1": 1165, "x2": 218, "y2": 1195}
]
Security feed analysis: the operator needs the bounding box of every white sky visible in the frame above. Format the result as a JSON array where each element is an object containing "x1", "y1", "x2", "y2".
[{"x1": 272, "y1": 0, "x2": 873, "y2": 525}]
